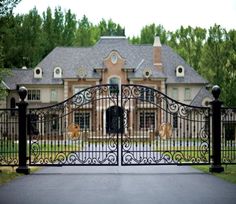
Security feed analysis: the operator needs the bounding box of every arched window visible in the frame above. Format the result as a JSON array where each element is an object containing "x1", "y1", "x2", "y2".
[
  {"x1": 109, "y1": 77, "x2": 119, "y2": 85},
  {"x1": 34, "y1": 67, "x2": 43, "y2": 78},
  {"x1": 109, "y1": 77, "x2": 120, "y2": 94},
  {"x1": 54, "y1": 67, "x2": 62, "y2": 78},
  {"x1": 10, "y1": 97, "x2": 16, "y2": 108},
  {"x1": 176, "y1": 65, "x2": 185, "y2": 77}
]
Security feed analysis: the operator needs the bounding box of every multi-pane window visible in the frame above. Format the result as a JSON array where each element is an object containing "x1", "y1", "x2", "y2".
[
  {"x1": 74, "y1": 87, "x2": 83, "y2": 95},
  {"x1": 109, "y1": 77, "x2": 119, "y2": 94},
  {"x1": 28, "y1": 90, "x2": 40, "y2": 101},
  {"x1": 139, "y1": 112, "x2": 155, "y2": 129},
  {"x1": 50, "y1": 89, "x2": 58, "y2": 102},
  {"x1": 74, "y1": 112, "x2": 90, "y2": 129},
  {"x1": 73, "y1": 86, "x2": 90, "y2": 102},
  {"x1": 184, "y1": 88, "x2": 191, "y2": 101},
  {"x1": 172, "y1": 88, "x2": 178, "y2": 101},
  {"x1": 140, "y1": 87, "x2": 154, "y2": 102}
]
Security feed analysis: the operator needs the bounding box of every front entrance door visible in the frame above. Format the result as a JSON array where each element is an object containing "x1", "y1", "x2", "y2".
[{"x1": 106, "y1": 106, "x2": 124, "y2": 134}]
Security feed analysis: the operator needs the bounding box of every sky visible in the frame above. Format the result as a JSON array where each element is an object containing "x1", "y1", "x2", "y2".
[{"x1": 14, "y1": 0, "x2": 236, "y2": 37}]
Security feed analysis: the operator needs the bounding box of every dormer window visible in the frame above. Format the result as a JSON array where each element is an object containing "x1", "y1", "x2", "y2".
[
  {"x1": 54, "y1": 67, "x2": 62, "y2": 78},
  {"x1": 34, "y1": 67, "x2": 42, "y2": 78},
  {"x1": 202, "y1": 97, "x2": 211, "y2": 107},
  {"x1": 143, "y1": 68, "x2": 152, "y2": 79},
  {"x1": 176, "y1": 65, "x2": 185, "y2": 77}
]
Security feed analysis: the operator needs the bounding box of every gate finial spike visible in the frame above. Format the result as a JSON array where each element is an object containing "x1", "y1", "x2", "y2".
[
  {"x1": 212, "y1": 85, "x2": 221, "y2": 100},
  {"x1": 18, "y1": 86, "x2": 28, "y2": 101}
]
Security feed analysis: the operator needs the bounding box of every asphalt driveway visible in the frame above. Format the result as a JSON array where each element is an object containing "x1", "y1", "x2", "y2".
[{"x1": 0, "y1": 166, "x2": 236, "y2": 204}]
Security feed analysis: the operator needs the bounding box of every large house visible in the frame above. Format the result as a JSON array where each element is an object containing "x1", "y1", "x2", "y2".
[
  {"x1": 2, "y1": 36, "x2": 213, "y2": 137},
  {"x1": 3, "y1": 36, "x2": 212, "y2": 107}
]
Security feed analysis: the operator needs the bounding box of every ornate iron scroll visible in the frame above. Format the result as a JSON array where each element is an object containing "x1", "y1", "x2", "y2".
[
  {"x1": 121, "y1": 85, "x2": 211, "y2": 165},
  {"x1": 29, "y1": 84, "x2": 119, "y2": 165},
  {"x1": 0, "y1": 109, "x2": 19, "y2": 166},
  {"x1": 27, "y1": 84, "x2": 212, "y2": 166},
  {"x1": 221, "y1": 107, "x2": 236, "y2": 164}
]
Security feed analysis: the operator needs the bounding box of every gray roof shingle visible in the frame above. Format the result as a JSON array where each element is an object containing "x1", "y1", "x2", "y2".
[
  {"x1": 162, "y1": 45, "x2": 208, "y2": 84},
  {"x1": 4, "y1": 69, "x2": 63, "y2": 90},
  {"x1": 191, "y1": 87, "x2": 213, "y2": 107},
  {"x1": 3, "y1": 36, "x2": 208, "y2": 89}
]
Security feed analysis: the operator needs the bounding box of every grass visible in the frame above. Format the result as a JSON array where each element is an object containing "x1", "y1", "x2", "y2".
[
  {"x1": 0, "y1": 166, "x2": 40, "y2": 185},
  {"x1": 193, "y1": 165, "x2": 236, "y2": 184}
]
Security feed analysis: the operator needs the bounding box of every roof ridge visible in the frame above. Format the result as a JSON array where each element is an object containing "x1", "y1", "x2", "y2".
[{"x1": 191, "y1": 87, "x2": 204, "y2": 104}]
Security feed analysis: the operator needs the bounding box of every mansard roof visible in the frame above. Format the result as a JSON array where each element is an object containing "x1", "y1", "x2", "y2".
[{"x1": 4, "y1": 36, "x2": 207, "y2": 89}]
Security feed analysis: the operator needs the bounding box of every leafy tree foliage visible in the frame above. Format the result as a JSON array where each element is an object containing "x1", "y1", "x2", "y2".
[
  {"x1": 0, "y1": 0, "x2": 21, "y2": 17},
  {"x1": 0, "y1": 0, "x2": 21, "y2": 98},
  {"x1": 98, "y1": 19, "x2": 125, "y2": 36},
  {"x1": 0, "y1": 6, "x2": 235, "y2": 105}
]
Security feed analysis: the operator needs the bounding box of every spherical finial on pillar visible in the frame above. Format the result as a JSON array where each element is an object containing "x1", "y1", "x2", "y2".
[
  {"x1": 212, "y1": 85, "x2": 221, "y2": 100},
  {"x1": 18, "y1": 86, "x2": 28, "y2": 101}
]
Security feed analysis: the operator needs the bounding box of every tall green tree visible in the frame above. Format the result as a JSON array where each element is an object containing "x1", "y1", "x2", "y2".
[
  {"x1": 0, "y1": 68, "x2": 11, "y2": 99},
  {"x1": 62, "y1": 9, "x2": 77, "y2": 46},
  {"x1": 200, "y1": 25, "x2": 227, "y2": 85},
  {"x1": 1, "y1": 13, "x2": 22, "y2": 68},
  {"x1": 140, "y1": 23, "x2": 155, "y2": 44},
  {"x1": 155, "y1": 24, "x2": 168, "y2": 44},
  {"x1": 220, "y1": 29, "x2": 236, "y2": 106},
  {"x1": 20, "y1": 8, "x2": 43, "y2": 67},
  {"x1": 129, "y1": 36, "x2": 140, "y2": 44},
  {"x1": 0, "y1": 0, "x2": 21, "y2": 17},
  {"x1": 0, "y1": 0, "x2": 21, "y2": 68},
  {"x1": 191, "y1": 27, "x2": 207, "y2": 71},
  {"x1": 53, "y1": 7, "x2": 64, "y2": 45},
  {"x1": 98, "y1": 19, "x2": 124, "y2": 36},
  {"x1": 75, "y1": 15, "x2": 94, "y2": 46},
  {"x1": 172, "y1": 26, "x2": 206, "y2": 72},
  {"x1": 42, "y1": 7, "x2": 55, "y2": 54},
  {"x1": 140, "y1": 24, "x2": 167, "y2": 44}
]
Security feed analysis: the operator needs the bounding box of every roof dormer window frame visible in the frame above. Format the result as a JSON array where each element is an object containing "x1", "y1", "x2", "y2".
[
  {"x1": 176, "y1": 65, "x2": 185, "y2": 77},
  {"x1": 54, "y1": 67, "x2": 62, "y2": 78},
  {"x1": 34, "y1": 67, "x2": 43, "y2": 79},
  {"x1": 104, "y1": 50, "x2": 123, "y2": 65}
]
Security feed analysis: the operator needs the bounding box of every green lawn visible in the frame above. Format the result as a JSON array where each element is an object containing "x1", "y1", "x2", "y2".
[
  {"x1": 0, "y1": 166, "x2": 40, "y2": 185},
  {"x1": 193, "y1": 165, "x2": 236, "y2": 184}
]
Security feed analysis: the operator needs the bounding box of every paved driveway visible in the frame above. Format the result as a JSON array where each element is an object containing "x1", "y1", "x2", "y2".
[{"x1": 0, "y1": 166, "x2": 236, "y2": 204}]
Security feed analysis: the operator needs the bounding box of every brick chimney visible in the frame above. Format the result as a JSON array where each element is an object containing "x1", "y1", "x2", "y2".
[{"x1": 153, "y1": 36, "x2": 162, "y2": 71}]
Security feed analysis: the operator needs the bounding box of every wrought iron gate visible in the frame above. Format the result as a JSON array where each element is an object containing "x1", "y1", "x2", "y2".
[
  {"x1": 27, "y1": 84, "x2": 212, "y2": 166},
  {"x1": 121, "y1": 85, "x2": 210, "y2": 165},
  {"x1": 28, "y1": 85, "x2": 119, "y2": 165}
]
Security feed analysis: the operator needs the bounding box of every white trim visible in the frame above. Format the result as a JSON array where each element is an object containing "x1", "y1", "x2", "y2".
[
  {"x1": 135, "y1": 59, "x2": 144, "y2": 71},
  {"x1": 143, "y1": 68, "x2": 152, "y2": 79},
  {"x1": 176, "y1": 65, "x2": 185, "y2": 77},
  {"x1": 53, "y1": 67, "x2": 62, "y2": 78},
  {"x1": 34, "y1": 67, "x2": 43, "y2": 79},
  {"x1": 104, "y1": 50, "x2": 123, "y2": 62},
  {"x1": 1, "y1": 81, "x2": 10, "y2": 90},
  {"x1": 202, "y1": 97, "x2": 212, "y2": 107},
  {"x1": 153, "y1": 36, "x2": 161, "y2": 47},
  {"x1": 101, "y1": 36, "x2": 126, "y2": 39},
  {"x1": 73, "y1": 111, "x2": 91, "y2": 130},
  {"x1": 72, "y1": 85, "x2": 91, "y2": 95}
]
